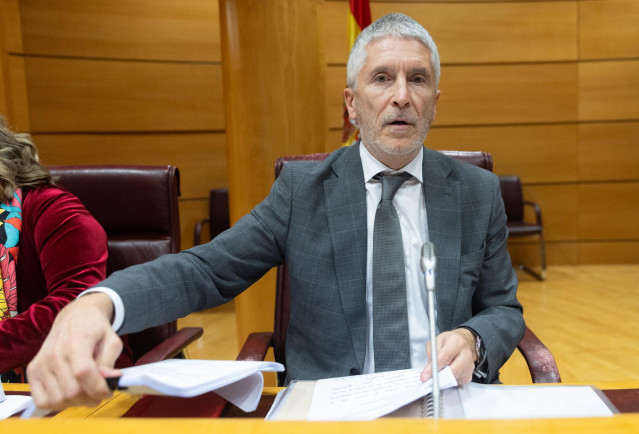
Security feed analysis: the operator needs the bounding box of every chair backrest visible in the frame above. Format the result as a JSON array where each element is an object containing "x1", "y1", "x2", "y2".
[
  {"x1": 48, "y1": 165, "x2": 181, "y2": 361},
  {"x1": 209, "y1": 188, "x2": 231, "y2": 239},
  {"x1": 271, "y1": 150, "x2": 493, "y2": 374},
  {"x1": 498, "y1": 175, "x2": 524, "y2": 222}
]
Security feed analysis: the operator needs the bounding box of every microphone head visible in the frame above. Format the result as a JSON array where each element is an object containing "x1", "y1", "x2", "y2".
[
  {"x1": 422, "y1": 242, "x2": 435, "y2": 260},
  {"x1": 420, "y1": 242, "x2": 436, "y2": 272}
]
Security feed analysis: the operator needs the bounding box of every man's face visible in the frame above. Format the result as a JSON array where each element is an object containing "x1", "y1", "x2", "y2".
[{"x1": 344, "y1": 37, "x2": 441, "y2": 168}]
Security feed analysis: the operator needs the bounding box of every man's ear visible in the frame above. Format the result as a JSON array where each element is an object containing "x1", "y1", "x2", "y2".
[
  {"x1": 432, "y1": 89, "x2": 441, "y2": 119},
  {"x1": 344, "y1": 88, "x2": 357, "y2": 121}
]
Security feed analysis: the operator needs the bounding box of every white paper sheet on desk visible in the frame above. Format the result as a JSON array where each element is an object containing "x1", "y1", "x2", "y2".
[
  {"x1": 308, "y1": 366, "x2": 457, "y2": 421},
  {"x1": 0, "y1": 384, "x2": 33, "y2": 419},
  {"x1": 453, "y1": 383, "x2": 615, "y2": 419},
  {"x1": 117, "y1": 359, "x2": 284, "y2": 412}
]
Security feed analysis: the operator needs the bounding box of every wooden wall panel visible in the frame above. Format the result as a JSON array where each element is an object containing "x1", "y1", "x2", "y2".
[
  {"x1": 24, "y1": 57, "x2": 224, "y2": 132},
  {"x1": 427, "y1": 124, "x2": 579, "y2": 183},
  {"x1": 1, "y1": 0, "x2": 23, "y2": 53},
  {"x1": 323, "y1": 1, "x2": 349, "y2": 64},
  {"x1": 546, "y1": 242, "x2": 579, "y2": 266},
  {"x1": 579, "y1": 241, "x2": 639, "y2": 265},
  {"x1": 326, "y1": 128, "x2": 342, "y2": 151},
  {"x1": 19, "y1": 0, "x2": 221, "y2": 62},
  {"x1": 507, "y1": 241, "x2": 578, "y2": 267},
  {"x1": 578, "y1": 121, "x2": 639, "y2": 181},
  {"x1": 579, "y1": 0, "x2": 639, "y2": 60},
  {"x1": 523, "y1": 184, "x2": 579, "y2": 242},
  {"x1": 579, "y1": 182, "x2": 639, "y2": 240},
  {"x1": 1, "y1": 0, "x2": 27, "y2": 127},
  {"x1": 6, "y1": 55, "x2": 29, "y2": 130},
  {"x1": 11, "y1": 0, "x2": 227, "y2": 251},
  {"x1": 579, "y1": 60, "x2": 639, "y2": 121},
  {"x1": 33, "y1": 132, "x2": 227, "y2": 200},
  {"x1": 324, "y1": 1, "x2": 577, "y2": 64},
  {"x1": 326, "y1": 65, "x2": 346, "y2": 128},
  {"x1": 437, "y1": 63, "x2": 578, "y2": 126},
  {"x1": 0, "y1": 4, "x2": 9, "y2": 116},
  {"x1": 327, "y1": 63, "x2": 579, "y2": 128}
]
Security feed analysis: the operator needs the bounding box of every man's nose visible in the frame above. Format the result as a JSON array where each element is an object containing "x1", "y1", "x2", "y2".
[{"x1": 392, "y1": 78, "x2": 410, "y2": 108}]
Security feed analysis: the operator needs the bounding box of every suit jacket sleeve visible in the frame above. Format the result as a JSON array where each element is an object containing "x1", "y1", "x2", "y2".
[
  {"x1": 107, "y1": 166, "x2": 294, "y2": 335},
  {"x1": 459, "y1": 175, "x2": 524, "y2": 383}
]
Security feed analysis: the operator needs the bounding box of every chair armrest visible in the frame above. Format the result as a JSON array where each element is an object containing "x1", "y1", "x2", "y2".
[
  {"x1": 517, "y1": 326, "x2": 561, "y2": 383},
  {"x1": 134, "y1": 327, "x2": 204, "y2": 366},
  {"x1": 193, "y1": 218, "x2": 210, "y2": 246},
  {"x1": 236, "y1": 332, "x2": 273, "y2": 361},
  {"x1": 523, "y1": 201, "x2": 543, "y2": 226}
]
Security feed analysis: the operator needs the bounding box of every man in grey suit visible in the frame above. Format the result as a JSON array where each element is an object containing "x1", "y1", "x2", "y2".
[{"x1": 28, "y1": 13, "x2": 523, "y2": 410}]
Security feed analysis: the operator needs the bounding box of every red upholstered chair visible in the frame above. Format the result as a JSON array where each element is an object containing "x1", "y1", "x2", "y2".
[
  {"x1": 193, "y1": 188, "x2": 230, "y2": 246},
  {"x1": 499, "y1": 175, "x2": 546, "y2": 281},
  {"x1": 237, "y1": 151, "x2": 561, "y2": 384},
  {"x1": 48, "y1": 165, "x2": 203, "y2": 366}
]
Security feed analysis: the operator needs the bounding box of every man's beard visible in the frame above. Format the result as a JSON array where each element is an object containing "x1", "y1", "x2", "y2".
[{"x1": 358, "y1": 107, "x2": 435, "y2": 156}]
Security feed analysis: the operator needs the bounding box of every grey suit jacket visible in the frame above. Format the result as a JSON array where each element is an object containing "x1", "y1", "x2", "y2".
[{"x1": 106, "y1": 143, "x2": 524, "y2": 383}]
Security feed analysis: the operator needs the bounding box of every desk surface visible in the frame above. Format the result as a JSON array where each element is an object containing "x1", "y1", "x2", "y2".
[
  {"x1": 5, "y1": 382, "x2": 639, "y2": 432},
  {"x1": 3, "y1": 414, "x2": 639, "y2": 433}
]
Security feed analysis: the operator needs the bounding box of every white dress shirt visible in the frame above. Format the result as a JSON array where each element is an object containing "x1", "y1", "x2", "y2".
[{"x1": 360, "y1": 144, "x2": 432, "y2": 373}]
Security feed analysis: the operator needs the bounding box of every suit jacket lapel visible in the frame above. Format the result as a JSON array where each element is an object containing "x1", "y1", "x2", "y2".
[
  {"x1": 324, "y1": 144, "x2": 368, "y2": 370},
  {"x1": 423, "y1": 148, "x2": 461, "y2": 332}
]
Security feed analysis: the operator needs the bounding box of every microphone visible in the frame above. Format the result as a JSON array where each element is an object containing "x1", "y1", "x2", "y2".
[
  {"x1": 420, "y1": 242, "x2": 436, "y2": 291},
  {"x1": 421, "y1": 242, "x2": 441, "y2": 419}
]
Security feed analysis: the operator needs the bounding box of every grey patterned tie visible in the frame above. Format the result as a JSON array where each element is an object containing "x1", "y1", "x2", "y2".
[{"x1": 373, "y1": 171, "x2": 412, "y2": 372}]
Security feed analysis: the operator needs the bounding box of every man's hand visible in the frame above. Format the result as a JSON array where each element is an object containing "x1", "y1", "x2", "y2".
[
  {"x1": 27, "y1": 293, "x2": 123, "y2": 411},
  {"x1": 420, "y1": 328, "x2": 477, "y2": 385}
]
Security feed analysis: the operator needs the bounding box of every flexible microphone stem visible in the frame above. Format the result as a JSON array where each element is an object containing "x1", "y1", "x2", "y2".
[
  {"x1": 427, "y1": 286, "x2": 440, "y2": 419},
  {"x1": 421, "y1": 242, "x2": 440, "y2": 419}
]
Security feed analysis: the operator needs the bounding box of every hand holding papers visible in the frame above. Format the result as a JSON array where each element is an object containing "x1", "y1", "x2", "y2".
[{"x1": 21, "y1": 359, "x2": 284, "y2": 419}]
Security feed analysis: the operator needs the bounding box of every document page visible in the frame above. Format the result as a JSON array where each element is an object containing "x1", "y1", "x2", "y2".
[
  {"x1": 307, "y1": 366, "x2": 457, "y2": 421},
  {"x1": 0, "y1": 384, "x2": 33, "y2": 419},
  {"x1": 456, "y1": 383, "x2": 616, "y2": 419},
  {"x1": 0, "y1": 395, "x2": 32, "y2": 419},
  {"x1": 117, "y1": 359, "x2": 284, "y2": 412}
]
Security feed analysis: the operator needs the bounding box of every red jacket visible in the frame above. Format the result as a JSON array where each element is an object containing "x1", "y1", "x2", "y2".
[{"x1": 1, "y1": 185, "x2": 132, "y2": 374}]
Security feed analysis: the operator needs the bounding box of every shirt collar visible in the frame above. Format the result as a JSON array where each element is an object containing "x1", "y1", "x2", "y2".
[{"x1": 359, "y1": 143, "x2": 423, "y2": 183}]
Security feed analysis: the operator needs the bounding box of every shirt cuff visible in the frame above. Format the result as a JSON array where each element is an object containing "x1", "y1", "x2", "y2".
[{"x1": 78, "y1": 287, "x2": 125, "y2": 333}]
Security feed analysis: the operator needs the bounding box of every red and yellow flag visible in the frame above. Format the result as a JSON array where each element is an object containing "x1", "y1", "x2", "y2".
[{"x1": 341, "y1": 0, "x2": 371, "y2": 147}]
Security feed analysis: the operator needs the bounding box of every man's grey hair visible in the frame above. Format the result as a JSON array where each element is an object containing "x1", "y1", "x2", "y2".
[{"x1": 346, "y1": 13, "x2": 440, "y2": 90}]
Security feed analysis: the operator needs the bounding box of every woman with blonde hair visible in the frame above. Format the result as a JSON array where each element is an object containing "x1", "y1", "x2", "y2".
[{"x1": 0, "y1": 116, "x2": 132, "y2": 382}]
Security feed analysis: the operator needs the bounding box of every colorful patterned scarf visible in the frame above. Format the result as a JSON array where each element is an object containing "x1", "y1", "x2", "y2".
[{"x1": 0, "y1": 189, "x2": 22, "y2": 320}]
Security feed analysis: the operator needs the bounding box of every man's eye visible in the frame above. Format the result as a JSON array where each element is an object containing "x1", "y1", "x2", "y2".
[
  {"x1": 412, "y1": 76, "x2": 426, "y2": 84},
  {"x1": 374, "y1": 75, "x2": 389, "y2": 82}
]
